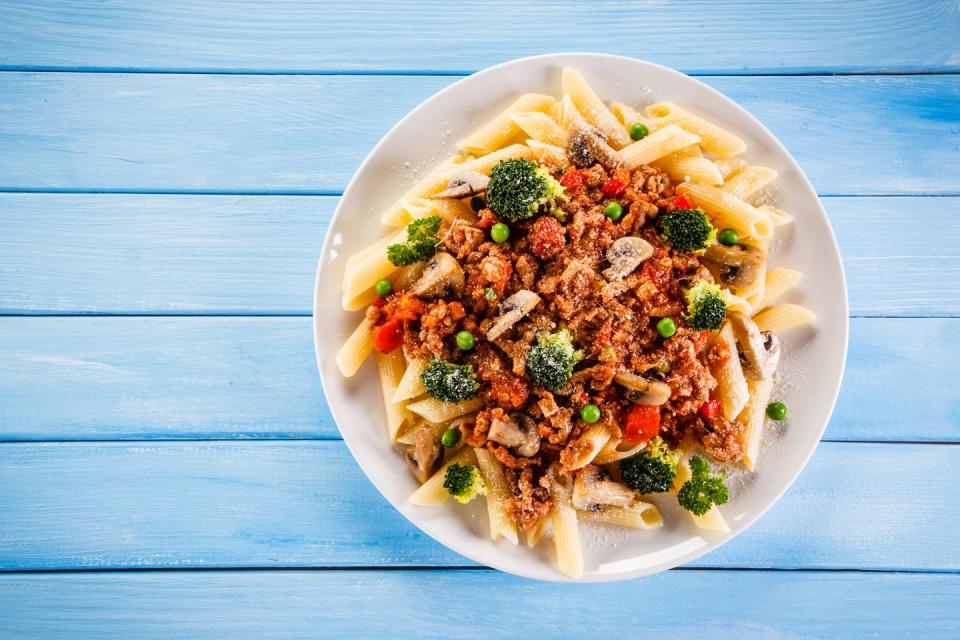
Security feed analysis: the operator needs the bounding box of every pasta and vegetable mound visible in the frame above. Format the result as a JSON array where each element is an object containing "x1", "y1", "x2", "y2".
[{"x1": 336, "y1": 67, "x2": 814, "y2": 578}]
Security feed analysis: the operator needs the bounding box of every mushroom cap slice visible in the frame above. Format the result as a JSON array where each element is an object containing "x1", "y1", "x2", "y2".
[
  {"x1": 572, "y1": 465, "x2": 637, "y2": 511},
  {"x1": 431, "y1": 171, "x2": 490, "y2": 199},
  {"x1": 487, "y1": 414, "x2": 540, "y2": 458},
  {"x1": 403, "y1": 425, "x2": 442, "y2": 484},
  {"x1": 730, "y1": 313, "x2": 781, "y2": 380},
  {"x1": 614, "y1": 372, "x2": 672, "y2": 405},
  {"x1": 566, "y1": 118, "x2": 621, "y2": 170},
  {"x1": 704, "y1": 243, "x2": 766, "y2": 289},
  {"x1": 486, "y1": 289, "x2": 542, "y2": 341},
  {"x1": 409, "y1": 252, "x2": 465, "y2": 298},
  {"x1": 603, "y1": 236, "x2": 655, "y2": 282}
]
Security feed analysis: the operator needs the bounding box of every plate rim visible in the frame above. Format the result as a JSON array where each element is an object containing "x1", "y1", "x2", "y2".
[{"x1": 313, "y1": 52, "x2": 849, "y2": 582}]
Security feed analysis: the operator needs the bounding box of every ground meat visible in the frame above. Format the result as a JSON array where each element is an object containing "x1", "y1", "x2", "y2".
[
  {"x1": 701, "y1": 415, "x2": 745, "y2": 462},
  {"x1": 444, "y1": 219, "x2": 485, "y2": 261},
  {"x1": 528, "y1": 215, "x2": 566, "y2": 260},
  {"x1": 472, "y1": 344, "x2": 530, "y2": 410},
  {"x1": 506, "y1": 467, "x2": 553, "y2": 529},
  {"x1": 415, "y1": 300, "x2": 465, "y2": 359}
]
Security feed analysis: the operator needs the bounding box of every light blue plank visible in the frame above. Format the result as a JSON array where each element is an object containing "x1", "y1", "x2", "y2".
[
  {"x1": 0, "y1": 74, "x2": 956, "y2": 195},
  {"x1": 0, "y1": 317, "x2": 955, "y2": 442},
  {"x1": 1, "y1": 1, "x2": 958, "y2": 74},
  {"x1": 0, "y1": 441, "x2": 955, "y2": 571},
  {"x1": 1, "y1": 195, "x2": 956, "y2": 316},
  {"x1": 0, "y1": 570, "x2": 956, "y2": 640}
]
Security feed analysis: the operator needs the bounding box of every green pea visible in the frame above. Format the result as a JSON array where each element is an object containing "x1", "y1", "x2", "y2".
[
  {"x1": 470, "y1": 196, "x2": 486, "y2": 212},
  {"x1": 374, "y1": 278, "x2": 393, "y2": 297},
  {"x1": 455, "y1": 330, "x2": 475, "y2": 351},
  {"x1": 490, "y1": 222, "x2": 510, "y2": 244},
  {"x1": 580, "y1": 403, "x2": 601, "y2": 424},
  {"x1": 441, "y1": 428, "x2": 461, "y2": 448},
  {"x1": 718, "y1": 228, "x2": 739, "y2": 246},
  {"x1": 766, "y1": 401, "x2": 788, "y2": 421},
  {"x1": 629, "y1": 122, "x2": 649, "y2": 141},
  {"x1": 656, "y1": 317, "x2": 677, "y2": 338},
  {"x1": 604, "y1": 201, "x2": 623, "y2": 221},
  {"x1": 485, "y1": 287, "x2": 496, "y2": 300}
]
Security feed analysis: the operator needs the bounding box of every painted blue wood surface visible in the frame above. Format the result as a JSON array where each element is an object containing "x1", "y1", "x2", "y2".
[
  {"x1": 1, "y1": 195, "x2": 958, "y2": 316},
  {"x1": 2, "y1": 1, "x2": 958, "y2": 75},
  {"x1": 0, "y1": 74, "x2": 957, "y2": 195},
  {"x1": 1, "y1": 570, "x2": 958, "y2": 640},
  {"x1": 0, "y1": 441, "x2": 956, "y2": 572},
  {"x1": 1, "y1": 317, "x2": 956, "y2": 442}
]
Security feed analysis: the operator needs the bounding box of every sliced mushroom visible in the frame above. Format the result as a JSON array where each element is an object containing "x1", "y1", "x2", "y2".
[
  {"x1": 703, "y1": 243, "x2": 766, "y2": 289},
  {"x1": 403, "y1": 425, "x2": 442, "y2": 484},
  {"x1": 572, "y1": 465, "x2": 637, "y2": 511},
  {"x1": 488, "y1": 414, "x2": 540, "y2": 458},
  {"x1": 486, "y1": 289, "x2": 541, "y2": 341},
  {"x1": 431, "y1": 171, "x2": 490, "y2": 199},
  {"x1": 614, "y1": 372, "x2": 672, "y2": 405},
  {"x1": 603, "y1": 236, "x2": 655, "y2": 281},
  {"x1": 409, "y1": 252, "x2": 465, "y2": 298},
  {"x1": 730, "y1": 313, "x2": 781, "y2": 380},
  {"x1": 566, "y1": 118, "x2": 621, "y2": 169}
]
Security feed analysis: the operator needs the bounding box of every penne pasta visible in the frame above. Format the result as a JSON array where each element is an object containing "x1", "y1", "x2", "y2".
[
  {"x1": 336, "y1": 318, "x2": 374, "y2": 378},
  {"x1": 610, "y1": 101, "x2": 657, "y2": 132},
  {"x1": 457, "y1": 93, "x2": 556, "y2": 155},
  {"x1": 578, "y1": 501, "x2": 663, "y2": 529},
  {"x1": 593, "y1": 438, "x2": 647, "y2": 466},
  {"x1": 561, "y1": 67, "x2": 630, "y2": 148},
  {"x1": 738, "y1": 374, "x2": 776, "y2": 471},
  {"x1": 475, "y1": 448, "x2": 520, "y2": 544},
  {"x1": 753, "y1": 304, "x2": 816, "y2": 333},
  {"x1": 380, "y1": 156, "x2": 465, "y2": 226},
  {"x1": 672, "y1": 459, "x2": 731, "y2": 532},
  {"x1": 646, "y1": 101, "x2": 746, "y2": 157},
  {"x1": 549, "y1": 471, "x2": 583, "y2": 578},
  {"x1": 409, "y1": 449, "x2": 475, "y2": 507},
  {"x1": 620, "y1": 125, "x2": 701, "y2": 169},
  {"x1": 407, "y1": 396, "x2": 484, "y2": 424},
  {"x1": 710, "y1": 322, "x2": 750, "y2": 420},
  {"x1": 758, "y1": 204, "x2": 795, "y2": 227},
  {"x1": 557, "y1": 93, "x2": 582, "y2": 132},
  {"x1": 392, "y1": 357, "x2": 427, "y2": 403},
  {"x1": 677, "y1": 182, "x2": 774, "y2": 240},
  {"x1": 720, "y1": 165, "x2": 778, "y2": 201},
  {"x1": 758, "y1": 268, "x2": 802, "y2": 311},
  {"x1": 526, "y1": 139, "x2": 568, "y2": 167},
  {"x1": 714, "y1": 157, "x2": 748, "y2": 181},
  {"x1": 510, "y1": 111, "x2": 566, "y2": 147},
  {"x1": 563, "y1": 424, "x2": 611, "y2": 471},
  {"x1": 525, "y1": 515, "x2": 550, "y2": 548},
  {"x1": 376, "y1": 349, "x2": 413, "y2": 442},
  {"x1": 655, "y1": 152, "x2": 724, "y2": 185}
]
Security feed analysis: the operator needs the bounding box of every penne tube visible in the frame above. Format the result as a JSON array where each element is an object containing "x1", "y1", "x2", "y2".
[
  {"x1": 757, "y1": 268, "x2": 803, "y2": 312},
  {"x1": 458, "y1": 143, "x2": 534, "y2": 174},
  {"x1": 557, "y1": 93, "x2": 582, "y2": 132},
  {"x1": 714, "y1": 157, "x2": 748, "y2": 181},
  {"x1": 563, "y1": 424, "x2": 611, "y2": 471},
  {"x1": 392, "y1": 357, "x2": 427, "y2": 403},
  {"x1": 336, "y1": 318, "x2": 374, "y2": 377},
  {"x1": 672, "y1": 459, "x2": 731, "y2": 532},
  {"x1": 376, "y1": 349, "x2": 413, "y2": 442},
  {"x1": 738, "y1": 375, "x2": 776, "y2": 471},
  {"x1": 561, "y1": 67, "x2": 630, "y2": 148},
  {"x1": 610, "y1": 101, "x2": 657, "y2": 132},
  {"x1": 510, "y1": 111, "x2": 566, "y2": 147},
  {"x1": 341, "y1": 286, "x2": 378, "y2": 312},
  {"x1": 578, "y1": 501, "x2": 663, "y2": 529},
  {"x1": 475, "y1": 447, "x2": 520, "y2": 544},
  {"x1": 457, "y1": 94, "x2": 556, "y2": 155},
  {"x1": 753, "y1": 303, "x2": 816, "y2": 333},
  {"x1": 619, "y1": 125, "x2": 701, "y2": 169},
  {"x1": 710, "y1": 322, "x2": 750, "y2": 420},
  {"x1": 549, "y1": 470, "x2": 583, "y2": 578},
  {"x1": 409, "y1": 449, "x2": 475, "y2": 507},
  {"x1": 380, "y1": 156, "x2": 465, "y2": 226},
  {"x1": 407, "y1": 396, "x2": 484, "y2": 424},
  {"x1": 720, "y1": 165, "x2": 778, "y2": 201},
  {"x1": 677, "y1": 182, "x2": 774, "y2": 240},
  {"x1": 593, "y1": 438, "x2": 647, "y2": 466},
  {"x1": 758, "y1": 204, "x2": 794, "y2": 227},
  {"x1": 526, "y1": 515, "x2": 550, "y2": 548},
  {"x1": 655, "y1": 152, "x2": 723, "y2": 185},
  {"x1": 526, "y1": 139, "x2": 568, "y2": 167},
  {"x1": 646, "y1": 101, "x2": 746, "y2": 157}
]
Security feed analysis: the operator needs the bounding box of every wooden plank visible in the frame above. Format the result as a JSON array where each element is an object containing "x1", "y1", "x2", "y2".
[
  {"x1": 1, "y1": 1, "x2": 958, "y2": 74},
  {"x1": 0, "y1": 195, "x2": 956, "y2": 316},
  {"x1": 0, "y1": 441, "x2": 955, "y2": 572},
  {"x1": 0, "y1": 317, "x2": 955, "y2": 442},
  {"x1": 0, "y1": 74, "x2": 956, "y2": 195},
  {"x1": 0, "y1": 570, "x2": 956, "y2": 640}
]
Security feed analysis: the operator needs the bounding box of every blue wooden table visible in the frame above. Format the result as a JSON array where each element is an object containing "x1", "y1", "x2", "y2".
[{"x1": 1, "y1": 2, "x2": 958, "y2": 637}]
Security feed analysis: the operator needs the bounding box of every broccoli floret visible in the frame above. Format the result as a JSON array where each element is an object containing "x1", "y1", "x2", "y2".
[
  {"x1": 677, "y1": 455, "x2": 729, "y2": 515},
  {"x1": 684, "y1": 280, "x2": 726, "y2": 330},
  {"x1": 443, "y1": 463, "x2": 487, "y2": 504},
  {"x1": 660, "y1": 207, "x2": 716, "y2": 253},
  {"x1": 421, "y1": 358, "x2": 479, "y2": 403},
  {"x1": 486, "y1": 159, "x2": 567, "y2": 221},
  {"x1": 387, "y1": 216, "x2": 442, "y2": 266},
  {"x1": 525, "y1": 330, "x2": 583, "y2": 391},
  {"x1": 620, "y1": 437, "x2": 681, "y2": 493}
]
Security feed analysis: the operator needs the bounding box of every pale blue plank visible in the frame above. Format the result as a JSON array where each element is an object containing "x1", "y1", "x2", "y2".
[
  {"x1": 0, "y1": 74, "x2": 956, "y2": 195},
  {"x1": 0, "y1": 1, "x2": 958, "y2": 74},
  {"x1": 0, "y1": 441, "x2": 955, "y2": 571},
  {"x1": 1, "y1": 195, "x2": 956, "y2": 316},
  {"x1": 0, "y1": 570, "x2": 956, "y2": 640},
  {"x1": 0, "y1": 317, "x2": 955, "y2": 442}
]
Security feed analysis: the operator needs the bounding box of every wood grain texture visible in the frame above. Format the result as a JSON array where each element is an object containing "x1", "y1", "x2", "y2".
[
  {"x1": 0, "y1": 441, "x2": 955, "y2": 571},
  {"x1": 1, "y1": 317, "x2": 955, "y2": 442},
  {"x1": 1, "y1": 195, "x2": 956, "y2": 315},
  {"x1": 0, "y1": 74, "x2": 957, "y2": 195},
  {"x1": 1, "y1": 570, "x2": 957, "y2": 640},
  {"x1": 1, "y1": 1, "x2": 958, "y2": 75}
]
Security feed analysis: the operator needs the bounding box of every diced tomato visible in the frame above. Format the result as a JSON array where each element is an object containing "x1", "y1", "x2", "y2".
[
  {"x1": 623, "y1": 404, "x2": 661, "y2": 442},
  {"x1": 699, "y1": 398, "x2": 722, "y2": 421},
  {"x1": 674, "y1": 193, "x2": 692, "y2": 209},
  {"x1": 373, "y1": 318, "x2": 404, "y2": 353},
  {"x1": 601, "y1": 178, "x2": 627, "y2": 197},
  {"x1": 371, "y1": 297, "x2": 386, "y2": 308},
  {"x1": 560, "y1": 169, "x2": 585, "y2": 192}
]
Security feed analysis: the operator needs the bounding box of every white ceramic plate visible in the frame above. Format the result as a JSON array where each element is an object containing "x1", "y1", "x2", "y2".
[{"x1": 314, "y1": 53, "x2": 848, "y2": 582}]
